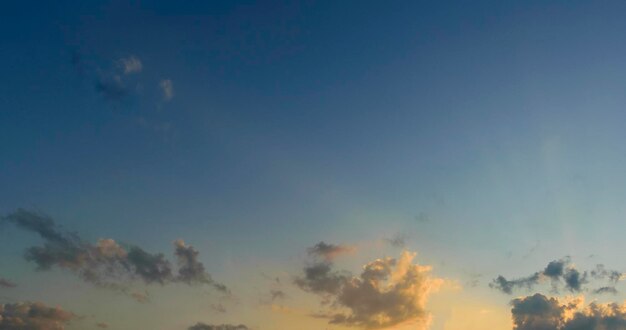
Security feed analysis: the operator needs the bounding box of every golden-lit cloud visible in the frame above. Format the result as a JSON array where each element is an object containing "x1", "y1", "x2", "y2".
[{"x1": 297, "y1": 247, "x2": 443, "y2": 329}]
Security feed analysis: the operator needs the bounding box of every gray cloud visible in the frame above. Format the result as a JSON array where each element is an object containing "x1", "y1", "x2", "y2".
[
  {"x1": 384, "y1": 233, "x2": 407, "y2": 249},
  {"x1": 563, "y1": 268, "x2": 587, "y2": 293},
  {"x1": 0, "y1": 278, "x2": 16, "y2": 288},
  {"x1": 563, "y1": 303, "x2": 626, "y2": 330},
  {"x1": 174, "y1": 239, "x2": 228, "y2": 293},
  {"x1": 0, "y1": 301, "x2": 75, "y2": 330},
  {"x1": 188, "y1": 323, "x2": 248, "y2": 330},
  {"x1": 593, "y1": 286, "x2": 618, "y2": 295},
  {"x1": 294, "y1": 262, "x2": 348, "y2": 296},
  {"x1": 270, "y1": 289, "x2": 286, "y2": 301},
  {"x1": 96, "y1": 322, "x2": 109, "y2": 328},
  {"x1": 511, "y1": 294, "x2": 566, "y2": 330},
  {"x1": 491, "y1": 258, "x2": 604, "y2": 294},
  {"x1": 490, "y1": 273, "x2": 541, "y2": 295},
  {"x1": 2, "y1": 209, "x2": 226, "y2": 293},
  {"x1": 210, "y1": 303, "x2": 227, "y2": 313},
  {"x1": 591, "y1": 264, "x2": 622, "y2": 283},
  {"x1": 307, "y1": 241, "x2": 355, "y2": 261},
  {"x1": 296, "y1": 246, "x2": 443, "y2": 329},
  {"x1": 95, "y1": 75, "x2": 128, "y2": 101},
  {"x1": 511, "y1": 293, "x2": 626, "y2": 330}
]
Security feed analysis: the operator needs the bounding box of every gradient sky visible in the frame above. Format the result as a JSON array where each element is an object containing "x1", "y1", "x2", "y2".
[{"x1": 3, "y1": 1, "x2": 626, "y2": 330}]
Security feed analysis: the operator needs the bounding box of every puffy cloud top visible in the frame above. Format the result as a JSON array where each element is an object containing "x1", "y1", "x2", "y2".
[
  {"x1": 297, "y1": 247, "x2": 443, "y2": 329},
  {"x1": 511, "y1": 293, "x2": 626, "y2": 330}
]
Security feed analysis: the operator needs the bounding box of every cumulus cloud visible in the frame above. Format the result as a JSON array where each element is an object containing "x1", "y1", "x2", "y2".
[
  {"x1": 511, "y1": 293, "x2": 626, "y2": 330},
  {"x1": 0, "y1": 278, "x2": 16, "y2": 288},
  {"x1": 118, "y1": 56, "x2": 142, "y2": 74},
  {"x1": 307, "y1": 241, "x2": 355, "y2": 261},
  {"x1": 294, "y1": 261, "x2": 349, "y2": 296},
  {"x1": 0, "y1": 301, "x2": 74, "y2": 330},
  {"x1": 2, "y1": 209, "x2": 226, "y2": 293},
  {"x1": 490, "y1": 258, "x2": 618, "y2": 294},
  {"x1": 188, "y1": 323, "x2": 248, "y2": 330},
  {"x1": 159, "y1": 79, "x2": 174, "y2": 101},
  {"x1": 296, "y1": 246, "x2": 443, "y2": 329}
]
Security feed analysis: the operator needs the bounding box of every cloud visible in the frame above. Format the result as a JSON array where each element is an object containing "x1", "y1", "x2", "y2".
[
  {"x1": 187, "y1": 323, "x2": 248, "y2": 330},
  {"x1": 490, "y1": 273, "x2": 541, "y2": 295},
  {"x1": 591, "y1": 264, "x2": 623, "y2": 283},
  {"x1": 384, "y1": 234, "x2": 407, "y2": 249},
  {"x1": 95, "y1": 75, "x2": 128, "y2": 101},
  {"x1": 563, "y1": 268, "x2": 587, "y2": 293},
  {"x1": 96, "y1": 322, "x2": 109, "y2": 328},
  {"x1": 296, "y1": 247, "x2": 443, "y2": 329},
  {"x1": 2, "y1": 209, "x2": 226, "y2": 293},
  {"x1": 210, "y1": 303, "x2": 227, "y2": 313},
  {"x1": 118, "y1": 56, "x2": 142, "y2": 74},
  {"x1": 130, "y1": 291, "x2": 149, "y2": 303},
  {"x1": 511, "y1": 293, "x2": 626, "y2": 330},
  {"x1": 592, "y1": 286, "x2": 618, "y2": 295},
  {"x1": 270, "y1": 289, "x2": 286, "y2": 301},
  {"x1": 0, "y1": 278, "x2": 16, "y2": 288},
  {"x1": 510, "y1": 294, "x2": 570, "y2": 330},
  {"x1": 294, "y1": 261, "x2": 348, "y2": 296},
  {"x1": 489, "y1": 258, "x2": 611, "y2": 294},
  {"x1": 159, "y1": 79, "x2": 174, "y2": 101},
  {"x1": 0, "y1": 301, "x2": 75, "y2": 330},
  {"x1": 174, "y1": 239, "x2": 228, "y2": 293},
  {"x1": 307, "y1": 241, "x2": 355, "y2": 261}
]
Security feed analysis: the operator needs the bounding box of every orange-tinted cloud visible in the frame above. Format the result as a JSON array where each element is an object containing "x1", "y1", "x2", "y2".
[{"x1": 297, "y1": 247, "x2": 443, "y2": 329}]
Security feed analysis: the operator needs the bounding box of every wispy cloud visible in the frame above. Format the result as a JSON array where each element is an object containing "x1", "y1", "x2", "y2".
[
  {"x1": 95, "y1": 75, "x2": 128, "y2": 101},
  {"x1": 0, "y1": 278, "x2": 16, "y2": 288},
  {"x1": 307, "y1": 241, "x2": 355, "y2": 261},
  {"x1": 160, "y1": 79, "x2": 174, "y2": 101},
  {"x1": 490, "y1": 257, "x2": 621, "y2": 294},
  {"x1": 384, "y1": 233, "x2": 408, "y2": 248},
  {"x1": 0, "y1": 301, "x2": 75, "y2": 330},
  {"x1": 118, "y1": 56, "x2": 143, "y2": 74},
  {"x1": 2, "y1": 209, "x2": 227, "y2": 295}
]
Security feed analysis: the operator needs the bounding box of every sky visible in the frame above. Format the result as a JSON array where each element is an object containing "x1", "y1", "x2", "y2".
[{"x1": 3, "y1": 1, "x2": 626, "y2": 329}]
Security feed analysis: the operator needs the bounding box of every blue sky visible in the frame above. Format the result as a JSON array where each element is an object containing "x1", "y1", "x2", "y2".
[{"x1": 3, "y1": 1, "x2": 626, "y2": 329}]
